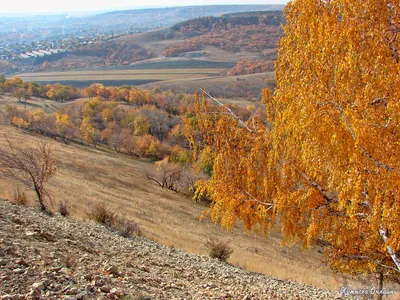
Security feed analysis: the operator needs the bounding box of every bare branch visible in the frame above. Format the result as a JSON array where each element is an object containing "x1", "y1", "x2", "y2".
[
  {"x1": 243, "y1": 190, "x2": 274, "y2": 208},
  {"x1": 0, "y1": 137, "x2": 56, "y2": 211},
  {"x1": 200, "y1": 88, "x2": 254, "y2": 133}
]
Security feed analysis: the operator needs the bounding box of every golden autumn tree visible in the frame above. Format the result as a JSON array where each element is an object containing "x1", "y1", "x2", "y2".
[
  {"x1": 186, "y1": 0, "x2": 400, "y2": 288},
  {"x1": 55, "y1": 112, "x2": 74, "y2": 143}
]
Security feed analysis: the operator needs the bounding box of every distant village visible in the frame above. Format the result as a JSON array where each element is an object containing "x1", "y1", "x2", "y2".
[{"x1": 0, "y1": 29, "x2": 143, "y2": 62}]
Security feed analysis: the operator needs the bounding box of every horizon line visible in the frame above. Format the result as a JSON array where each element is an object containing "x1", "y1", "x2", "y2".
[{"x1": 0, "y1": 3, "x2": 285, "y2": 17}]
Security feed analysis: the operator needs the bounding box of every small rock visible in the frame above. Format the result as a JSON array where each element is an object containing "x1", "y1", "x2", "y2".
[
  {"x1": 49, "y1": 266, "x2": 62, "y2": 272},
  {"x1": 39, "y1": 231, "x2": 56, "y2": 242},
  {"x1": 77, "y1": 293, "x2": 90, "y2": 300},
  {"x1": 67, "y1": 288, "x2": 79, "y2": 295},
  {"x1": 41, "y1": 279, "x2": 51, "y2": 287},
  {"x1": 94, "y1": 279, "x2": 105, "y2": 287},
  {"x1": 28, "y1": 288, "x2": 40, "y2": 298},
  {"x1": 100, "y1": 286, "x2": 111, "y2": 293},
  {"x1": 16, "y1": 259, "x2": 28, "y2": 267},
  {"x1": 0, "y1": 259, "x2": 7, "y2": 266},
  {"x1": 25, "y1": 231, "x2": 39, "y2": 238},
  {"x1": 106, "y1": 265, "x2": 118, "y2": 275},
  {"x1": 83, "y1": 273, "x2": 93, "y2": 281},
  {"x1": 12, "y1": 268, "x2": 25, "y2": 274},
  {"x1": 31, "y1": 282, "x2": 45, "y2": 291}
]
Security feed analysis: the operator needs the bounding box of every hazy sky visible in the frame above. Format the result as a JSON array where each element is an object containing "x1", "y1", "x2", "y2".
[{"x1": 0, "y1": 0, "x2": 288, "y2": 14}]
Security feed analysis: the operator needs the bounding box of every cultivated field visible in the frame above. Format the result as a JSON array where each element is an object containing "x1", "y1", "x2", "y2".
[
  {"x1": 142, "y1": 72, "x2": 274, "y2": 101},
  {"x1": 0, "y1": 96, "x2": 380, "y2": 294},
  {"x1": 14, "y1": 63, "x2": 234, "y2": 88}
]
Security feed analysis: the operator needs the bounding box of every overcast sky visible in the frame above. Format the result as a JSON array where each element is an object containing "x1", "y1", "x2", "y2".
[{"x1": 0, "y1": 0, "x2": 288, "y2": 14}]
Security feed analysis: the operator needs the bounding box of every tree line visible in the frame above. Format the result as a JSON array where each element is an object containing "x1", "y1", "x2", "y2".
[{"x1": 0, "y1": 76, "x2": 81, "y2": 103}]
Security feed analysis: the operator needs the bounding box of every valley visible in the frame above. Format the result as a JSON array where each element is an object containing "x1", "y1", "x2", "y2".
[
  {"x1": 0, "y1": 99, "x2": 368, "y2": 292},
  {"x1": 1, "y1": 3, "x2": 399, "y2": 298}
]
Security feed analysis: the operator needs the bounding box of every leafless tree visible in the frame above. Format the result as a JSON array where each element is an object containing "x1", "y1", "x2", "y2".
[
  {"x1": 0, "y1": 139, "x2": 57, "y2": 211},
  {"x1": 143, "y1": 160, "x2": 184, "y2": 193}
]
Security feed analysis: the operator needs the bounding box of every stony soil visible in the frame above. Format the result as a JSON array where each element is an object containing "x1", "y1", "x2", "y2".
[{"x1": 0, "y1": 200, "x2": 342, "y2": 300}]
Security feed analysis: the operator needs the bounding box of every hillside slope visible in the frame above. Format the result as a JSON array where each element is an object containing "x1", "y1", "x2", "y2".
[
  {"x1": 1, "y1": 99, "x2": 389, "y2": 297},
  {"x1": 163, "y1": 11, "x2": 283, "y2": 57},
  {"x1": 0, "y1": 200, "x2": 338, "y2": 299}
]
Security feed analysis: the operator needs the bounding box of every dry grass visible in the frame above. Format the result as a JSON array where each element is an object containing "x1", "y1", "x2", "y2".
[
  {"x1": 0, "y1": 95, "x2": 69, "y2": 113},
  {"x1": 0, "y1": 100, "x2": 394, "y2": 294}
]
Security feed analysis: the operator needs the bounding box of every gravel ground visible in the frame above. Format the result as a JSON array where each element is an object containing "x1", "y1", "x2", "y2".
[{"x1": 0, "y1": 200, "x2": 343, "y2": 299}]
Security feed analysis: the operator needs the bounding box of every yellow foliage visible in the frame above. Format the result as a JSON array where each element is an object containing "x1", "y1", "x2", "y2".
[
  {"x1": 186, "y1": 0, "x2": 400, "y2": 278},
  {"x1": 12, "y1": 116, "x2": 28, "y2": 129}
]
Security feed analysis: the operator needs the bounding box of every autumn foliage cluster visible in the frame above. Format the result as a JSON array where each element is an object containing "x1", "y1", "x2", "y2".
[
  {"x1": 186, "y1": 0, "x2": 400, "y2": 284},
  {"x1": 3, "y1": 75, "x2": 256, "y2": 163},
  {"x1": 6, "y1": 95, "x2": 188, "y2": 160},
  {"x1": 164, "y1": 24, "x2": 282, "y2": 57},
  {"x1": 227, "y1": 59, "x2": 275, "y2": 76},
  {"x1": 0, "y1": 76, "x2": 80, "y2": 103}
]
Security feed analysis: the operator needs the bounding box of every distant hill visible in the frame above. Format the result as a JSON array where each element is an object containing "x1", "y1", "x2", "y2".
[
  {"x1": 94, "y1": 5, "x2": 284, "y2": 29},
  {"x1": 171, "y1": 10, "x2": 284, "y2": 36},
  {"x1": 163, "y1": 11, "x2": 283, "y2": 75},
  {"x1": 71, "y1": 40, "x2": 154, "y2": 64}
]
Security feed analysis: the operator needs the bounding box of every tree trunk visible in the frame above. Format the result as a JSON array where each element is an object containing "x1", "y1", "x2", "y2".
[
  {"x1": 376, "y1": 272, "x2": 383, "y2": 300},
  {"x1": 379, "y1": 228, "x2": 400, "y2": 272},
  {"x1": 34, "y1": 185, "x2": 46, "y2": 211}
]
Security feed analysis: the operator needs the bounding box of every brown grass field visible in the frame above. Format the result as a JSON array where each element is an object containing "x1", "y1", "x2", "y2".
[
  {"x1": 0, "y1": 95, "x2": 396, "y2": 296},
  {"x1": 0, "y1": 95, "x2": 70, "y2": 113}
]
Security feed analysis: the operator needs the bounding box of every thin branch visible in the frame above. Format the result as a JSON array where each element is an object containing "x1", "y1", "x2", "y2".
[
  {"x1": 293, "y1": 166, "x2": 338, "y2": 203},
  {"x1": 243, "y1": 190, "x2": 274, "y2": 207},
  {"x1": 344, "y1": 255, "x2": 400, "y2": 274},
  {"x1": 200, "y1": 88, "x2": 254, "y2": 133},
  {"x1": 370, "y1": 98, "x2": 389, "y2": 106},
  {"x1": 332, "y1": 102, "x2": 400, "y2": 173}
]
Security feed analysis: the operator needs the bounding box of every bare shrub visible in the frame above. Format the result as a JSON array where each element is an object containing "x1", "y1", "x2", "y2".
[
  {"x1": 144, "y1": 158, "x2": 183, "y2": 193},
  {"x1": 58, "y1": 200, "x2": 71, "y2": 217},
  {"x1": 62, "y1": 252, "x2": 76, "y2": 269},
  {"x1": 12, "y1": 189, "x2": 28, "y2": 206},
  {"x1": 114, "y1": 217, "x2": 142, "y2": 238},
  {"x1": 205, "y1": 238, "x2": 233, "y2": 262},
  {"x1": 87, "y1": 202, "x2": 115, "y2": 227},
  {"x1": 87, "y1": 202, "x2": 141, "y2": 237}
]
